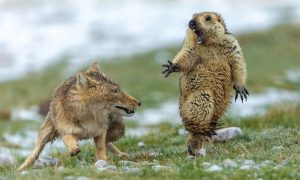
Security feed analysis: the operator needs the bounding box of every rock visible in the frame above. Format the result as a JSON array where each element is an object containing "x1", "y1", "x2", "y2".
[
  {"x1": 213, "y1": 127, "x2": 242, "y2": 142},
  {"x1": 33, "y1": 156, "x2": 60, "y2": 168},
  {"x1": 241, "y1": 159, "x2": 255, "y2": 165},
  {"x1": 198, "y1": 148, "x2": 206, "y2": 157},
  {"x1": 138, "y1": 141, "x2": 145, "y2": 148},
  {"x1": 178, "y1": 128, "x2": 187, "y2": 136},
  {"x1": 20, "y1": 171, "x2": 29, "y2": 175},
  {"x1": 222, "y1": 159, "x2": 237, "y2": 168},
  {"x1": 202, "y1": 162, "x2": 211, "y2": 168},
  {"x1": 271, "y1": 146, "x2": 284, "y2": 151},
  {"x1": 94, "y1": 160, "x2": 117, "y2": 172},
  {"x1": 151, "y1": 165, "x2": 172, "y2": 171},
  {"x1": 207, "y1": 165, "x2": 223, "y2": 172},
  {"x1": 122, "y1": 167, "x2": 141, "y2": 173},
  {"x1": 94, "y1": 160, "x2": 109, "y2": 168},
  {"x1": 119, "y1": 160, "x2": 139, "y2": 166}
]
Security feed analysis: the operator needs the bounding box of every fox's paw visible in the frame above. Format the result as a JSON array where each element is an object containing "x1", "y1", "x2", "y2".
[
  {"x1": 162, "y1": 60, "x2": 180, "y2": 77},
  {"x1": 69, "y1": 146, "x2": 81, "y2": 156}
]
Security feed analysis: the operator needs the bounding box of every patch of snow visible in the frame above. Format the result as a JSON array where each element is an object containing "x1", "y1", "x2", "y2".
[
  {"x1": 135, "y1": 100, "x2": 181, "y2": 125},
  {"x1": 229, "y1": 89, "x2": 300, "y2": 118},
  {"x1": 65, "y1": 176, "x2": 91, "y2": 180},
  {"x1": 202, "y1": 162, "x2": 211, "y2": 168},
  {"x1": 20, "y1": 171, "x2": 29, "y2": 175},
  {"x1": 213, "y1": 127, "x2": 243, "y2": 142},
  {"x1": 271, "y1": 146, "x2": 284, "y2": 151},
  {"x1": 0, "y1": 147, "x2": 17, "y2": 166},
  {"x1": 126, "y1": 127, "x2": 149, "y2": 137},
  {"x1": 178, "y1": 128, "x2": 188, "y2": 136},
  {"x1": 286, "y1": 70, "x2": 300, "y2": 83},
  {"x1": 1, "y1": 0, "x2": 300, "y2": 81},
  {"x1": 11, "y1": 106, "x2": 43, "y2": 121},
  {"x1": 207, "y1": 165, "x2": 223, "y2": 172},
  {"x1": 122, "y1": 167, "x2": 141, "y2": 173}
]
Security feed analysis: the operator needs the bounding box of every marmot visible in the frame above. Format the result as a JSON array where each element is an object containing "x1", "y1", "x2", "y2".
[{"x1": 162, "y1": 12, "x2": 249, "y2": 156}]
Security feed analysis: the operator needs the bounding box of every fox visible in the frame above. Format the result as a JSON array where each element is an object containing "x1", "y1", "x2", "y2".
[{"x1": 17, "y1": 62, "x2": 141, "y2": 170}]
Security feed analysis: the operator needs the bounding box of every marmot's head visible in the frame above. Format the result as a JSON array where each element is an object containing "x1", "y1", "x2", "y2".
[{"x1": 187, "y1": 12, "x2": 228, "y2": 45}]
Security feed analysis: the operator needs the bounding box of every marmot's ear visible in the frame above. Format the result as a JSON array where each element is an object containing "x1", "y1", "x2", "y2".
[
  {"x1": 77, "y1": 72, "x2": 92, "y2": 88},
  {"x1": 86, "y1": 62, "x2": 101, "y2": 73},
  {"x1": 215, "y1": 13, "x2": 229, "y2": 34}
]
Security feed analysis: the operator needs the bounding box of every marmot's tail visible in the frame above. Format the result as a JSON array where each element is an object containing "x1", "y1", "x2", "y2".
[{"x1": 17, "y1": 113, "x2": 57, "y2": 170}]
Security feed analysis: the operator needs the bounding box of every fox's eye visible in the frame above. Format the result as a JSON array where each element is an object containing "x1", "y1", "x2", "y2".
[{"x1": 205, "y1": 16, "x2": 211, "y2": 21}]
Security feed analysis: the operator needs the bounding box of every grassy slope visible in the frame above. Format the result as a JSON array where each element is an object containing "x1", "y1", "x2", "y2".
[{"x1": 0, "y1": 25, "x2": 300, "y2": 179}]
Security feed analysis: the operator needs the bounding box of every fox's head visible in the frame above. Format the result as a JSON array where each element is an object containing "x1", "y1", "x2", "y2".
[{"x1": 76, "y1": 63, "x2": 141, "y2": 117}]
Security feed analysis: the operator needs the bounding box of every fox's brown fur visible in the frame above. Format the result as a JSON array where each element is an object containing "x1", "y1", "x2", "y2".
[
  {"x1": 162, "y1": 12, "x2": 248, "y2": 156},
  {"x1": 18, "y1": 63, "x2": 141, "y2": 170}
]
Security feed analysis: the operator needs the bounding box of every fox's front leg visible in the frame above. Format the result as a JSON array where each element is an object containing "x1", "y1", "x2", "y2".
[
  {"x1": 62, "y1": 134, "x2": 80, "y2": 156},
  {"x1": 94, "y1": 131, "x2": 107, "y2": 160}
]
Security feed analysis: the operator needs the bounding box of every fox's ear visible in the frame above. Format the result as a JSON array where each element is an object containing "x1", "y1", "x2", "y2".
[
  {"x1": 77, "y1": 72, "x2": 91, "y2": 88},
  {"x1": 86, "y1": 62, "x2": 101, "y2": 73}
]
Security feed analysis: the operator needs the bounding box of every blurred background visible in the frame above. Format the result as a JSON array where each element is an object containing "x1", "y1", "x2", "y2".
[{"x1": 0, "y1": 0, "x2": 300, "y2": 171}]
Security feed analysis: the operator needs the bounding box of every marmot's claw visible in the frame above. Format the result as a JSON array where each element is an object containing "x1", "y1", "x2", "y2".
[
  {"x1": 234, "y1": 85, "x2": 249, "y2": 103},
  {"x1": 161, "y1": 60, "x2": 180, "y2": 78}
]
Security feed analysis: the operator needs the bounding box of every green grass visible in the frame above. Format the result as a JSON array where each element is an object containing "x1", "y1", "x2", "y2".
[{"x1": 0, "y1": 25, "x2": 300, "y2": 179}]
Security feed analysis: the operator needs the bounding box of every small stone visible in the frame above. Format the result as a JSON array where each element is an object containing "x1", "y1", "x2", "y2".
[
  {"x1": 271, "y1": 146, "x2": 284, "y2": 151},
  {"x1": 240, "y1": 164, "x2": 252, "y2": 170},
  {"x1": 119, "y1": 160, "x2": 138, "y2": 166},
  {"x1": 97, "y1": 165, "x2": 117, "y2": 172},
  {"x1": 33, "y1": 156, "x2": 60, "y2": 168},
  {"x1": 140, "y1": 161, "x2": 159, "y2": 166},
  {"x1": 20, "y1": 171, "x2": 29, "y2": 175},
  {"x1": 94, "y1": 160, "x2": 108, "y2": 168},
  {"x1": 241, "y1": 159, "x2": 255, "y2": 165},
  {"x1": 187, "y1": 156, "x2": 195, "y2": 160},
  {"x1": 178, "y1": 128, "x2": 187, "y2": 136},
  {"x1": 151, "y1": 165, "x2": 172, "y2": 171},
  {"x1": 138, "y1": 141, "x2": 145, "y2": 148},
  {"x1": 202, "y1": 162, "x2": 211, "y2": 168},
  {"x1": 198, "y1": 148, "x2": 206, "y2": 157},
  {"x1": 207, "y1": 165, "x2": 223, "y2": 172},
  {"x1": 122, "y1": 167, "x2": 141, "y2": 173},
  {"x1": 213, "y1": 127, "x2": 242, "y2": 142},
  {"x1": 222, "y1": 159, "x2": 237, "y2": 168}
]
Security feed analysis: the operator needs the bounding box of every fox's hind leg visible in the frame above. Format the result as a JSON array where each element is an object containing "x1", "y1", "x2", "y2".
[
  {"x1": 180, "y1": 91, "x2": 216, "y2": 156},
  {"x1": 62, "y1": 135, "x2": 80, "y2": 156},
  {"x1": 17, "y1": 113, "x2": 57, "y2": 170}
]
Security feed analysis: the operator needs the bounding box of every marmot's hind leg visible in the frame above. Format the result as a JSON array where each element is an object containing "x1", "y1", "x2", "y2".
[
  {"x1": 106, "y1": 118, "x2": 128, "y2": 158},
  {"x1": 181, "y1": 91, "x2": 216, "y2": 156}
]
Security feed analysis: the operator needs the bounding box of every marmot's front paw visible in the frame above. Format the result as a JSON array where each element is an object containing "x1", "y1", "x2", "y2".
[
  {"x1": 69, "y1": 146, "x2": 81, "y2": 156},
  {"x1": 233, "y1": 85, "x2": 249, "y2": 103},
  {"x1": 162, "y1": 60, "x2": 180, "y2": 77}
]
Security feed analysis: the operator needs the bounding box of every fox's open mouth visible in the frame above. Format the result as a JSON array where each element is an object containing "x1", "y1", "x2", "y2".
[
  {"x1": 190, "y1": 28, "x2": 204, "y2": 44},
  {"x1": 115, "y1": 106, "x2": 135, "y2": 114}
]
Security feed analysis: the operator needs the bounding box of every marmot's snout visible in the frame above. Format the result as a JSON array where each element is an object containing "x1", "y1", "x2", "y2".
[{"x1": 189, "y1": 19, "x2": 197, "y2": 30}]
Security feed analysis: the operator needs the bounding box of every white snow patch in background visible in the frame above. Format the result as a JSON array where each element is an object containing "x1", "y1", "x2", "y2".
[
  {"x1": 286, "y1": 69, "x2": 300, "y2": 83},
  {"x1": 229, "y1": 88, "x2": 300, "y2": 117},
  {"x1": 136, "y1": 88, "x2": 299, "y2": 124},
  {"x1": 11, "y1": 106, "x2": 43, "y2": 121},
  {"x1": 0, "y1": 0, "x2": 300, "y2": 81},
  {"x1": 135, "y1": 100, "x2": 181, "y2": 125}
]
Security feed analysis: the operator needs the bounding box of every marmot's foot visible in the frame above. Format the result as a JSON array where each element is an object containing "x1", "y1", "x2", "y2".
[
  {"x1": 69, "y1": 146, "x2": 81, "y2": 156},
  {"x1": 117, "y1": 152, "x2": 130, "y2": 159},
  {"x1": 233, "y1": 85, "x2": 249, "y2": 103},
  {"x1": 162, "y1": 60, "x2": 180, "y2": 77}
]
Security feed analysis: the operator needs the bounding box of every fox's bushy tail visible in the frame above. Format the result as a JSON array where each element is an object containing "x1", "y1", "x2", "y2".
[{"x1": 17, "y1": 113, "x2": 57, "y2": 170}]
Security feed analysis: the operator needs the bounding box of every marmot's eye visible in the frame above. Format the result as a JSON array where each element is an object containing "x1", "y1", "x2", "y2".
[
  {"x1": 112, "y1": 88, "x2": 118, "y2": 93},
  {"x1": 205, "y1": 16, "x2": 211, "y2": 21}
]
